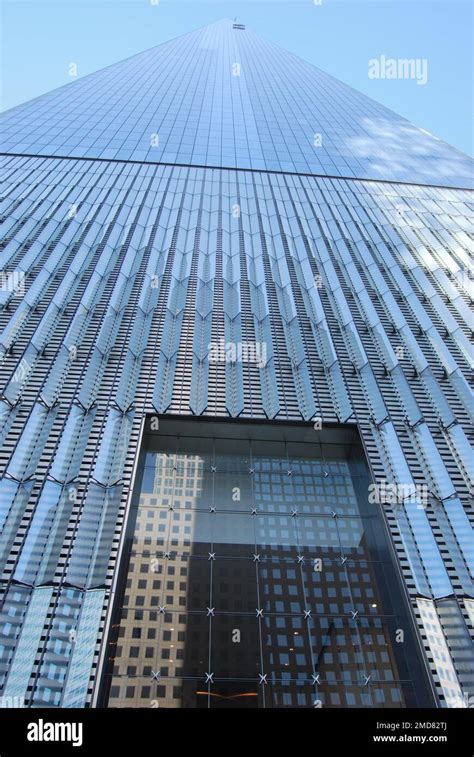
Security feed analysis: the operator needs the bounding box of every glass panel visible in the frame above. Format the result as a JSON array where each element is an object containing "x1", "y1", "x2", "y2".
[{"x1": 100, "y1": 419, "x2": 433, "y2": 708}]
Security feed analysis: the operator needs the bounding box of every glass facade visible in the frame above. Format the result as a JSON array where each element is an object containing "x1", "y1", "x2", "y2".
[
  {"x1": 1, "y1": 20, "x2": 472, "y2": 187},
  {"x1": 0, "y1": 19, "x2": 472, "y2": 709},
  {"x1": 101, "y1": 419, "x2": 432, "y2": 708}
]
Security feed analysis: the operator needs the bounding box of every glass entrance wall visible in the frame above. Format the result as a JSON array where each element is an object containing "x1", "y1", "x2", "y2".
[{"x1": 100, "y1": 417, "x2": 434, "y2": 708}]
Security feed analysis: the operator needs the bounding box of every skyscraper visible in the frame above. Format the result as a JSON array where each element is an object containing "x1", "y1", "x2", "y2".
[{"x1": 0, "y1": 19, "x2": 472, "y2": 709}]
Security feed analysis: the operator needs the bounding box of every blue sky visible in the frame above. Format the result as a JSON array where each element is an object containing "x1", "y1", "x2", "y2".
[{"x1": 1, "y1": 0, "x2": 472, "y2": 156}]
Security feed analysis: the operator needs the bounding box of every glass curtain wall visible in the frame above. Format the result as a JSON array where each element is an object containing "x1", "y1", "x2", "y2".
[{"x1": 100, "y1": 418, "x2": 433, "y2": 708}]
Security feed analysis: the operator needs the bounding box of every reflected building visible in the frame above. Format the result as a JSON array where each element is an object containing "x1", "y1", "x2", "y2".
[
  {"x1": 0, "y1": 19, "x2": 473, "y2": 709},
  {"x1": 101, "y1": 420, "x2": 433, "y2": 708}
]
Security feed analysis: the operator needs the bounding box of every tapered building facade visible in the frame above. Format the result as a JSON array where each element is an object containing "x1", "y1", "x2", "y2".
[{"x1": 0, "y1": 19, "x2": 473, "y2": 709}]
